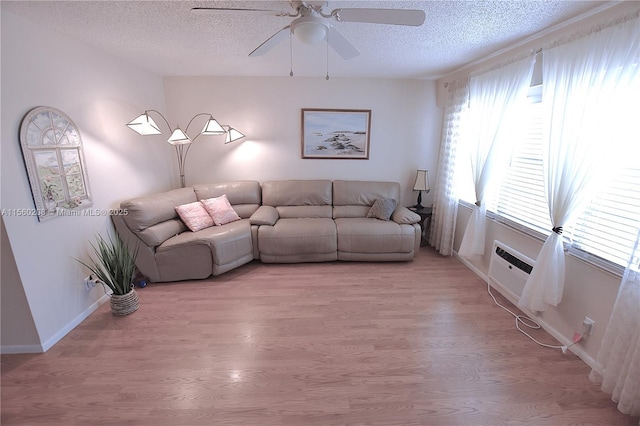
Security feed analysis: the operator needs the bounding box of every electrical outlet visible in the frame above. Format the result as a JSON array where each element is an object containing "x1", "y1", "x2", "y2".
[
  {"x1": 583, "y1": 316, "x2": 595, "y2": 336},
  {"x1": 84, "y1": 275, "x2": 96, "y2": 291}
]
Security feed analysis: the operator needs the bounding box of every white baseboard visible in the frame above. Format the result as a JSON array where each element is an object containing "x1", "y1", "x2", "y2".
[
  {"x1": 454, "y1": 252, "x2": 595, "y2": 369},
  {"x1": 0, "y1": 344, "x2": 44, "y2": 354},
  {"x1": 535, "y1": 315, "x2": 596, "y2": 368},
  {"x1": 1, "y1": 294, "x2": 110, "y2": 355},
  {"x1": 40, "y1": 294, "x2": 110, "y2": 352}
]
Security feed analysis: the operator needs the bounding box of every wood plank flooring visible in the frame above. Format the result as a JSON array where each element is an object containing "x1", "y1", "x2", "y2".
[{"x1": 2, "y1": 247, "x2": 637, "y2": 425}]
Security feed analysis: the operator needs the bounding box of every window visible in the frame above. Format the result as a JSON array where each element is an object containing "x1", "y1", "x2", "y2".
[
  {"x1": 572, "y1": 165, "x2": 640, "y2": 267},
  {"x1": 477, "y1": 80, "x2": 640, "y2": 271},
  {"x1": 493, "y1": 86, "x2": 551, "y2": 236}
]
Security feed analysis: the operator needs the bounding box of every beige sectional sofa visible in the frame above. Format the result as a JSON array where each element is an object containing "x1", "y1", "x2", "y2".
[{"x1": 112, "y1": 180, "x2": 421, "y2": 283}]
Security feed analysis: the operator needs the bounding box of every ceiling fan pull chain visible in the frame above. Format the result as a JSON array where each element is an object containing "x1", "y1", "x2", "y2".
[
  {"x1": 325, "y1": 30, "x2": 330, "y2": 80},
  {"x1": 289, "y1": 31, "x2": 294, "y2": 77}
]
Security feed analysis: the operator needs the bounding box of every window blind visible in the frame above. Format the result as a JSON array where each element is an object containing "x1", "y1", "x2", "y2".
[
  {"x1": 494, "y1": 99, "x2": 551, "y2": 236},
  {"x1": 572, "y1": 166, "x2": 640, "y2": 267},
  {"x1": 489, "y1": 91, "x2": 640, "y2": 270}
]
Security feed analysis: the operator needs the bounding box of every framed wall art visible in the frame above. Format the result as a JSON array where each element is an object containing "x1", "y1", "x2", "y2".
[
  {"x1": 301, "y1": 109, "x2": 371, "y2": 159},
  {"x1": 19, "y1": 106, "x2": 92, "y2": 221}
]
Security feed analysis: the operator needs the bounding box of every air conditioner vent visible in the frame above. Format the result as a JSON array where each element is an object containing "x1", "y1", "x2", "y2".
[
  {"x1": 495, "y1": 246, "x2": 533, "y2": 274},
  {"x1": 488, "y1": 241, "x2": 536, "y2": 301}
]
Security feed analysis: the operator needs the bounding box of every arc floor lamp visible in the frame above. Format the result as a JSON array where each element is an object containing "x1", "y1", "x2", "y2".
[{"x1": 127, "y1": 110, "x2": 245, "y2": 187}]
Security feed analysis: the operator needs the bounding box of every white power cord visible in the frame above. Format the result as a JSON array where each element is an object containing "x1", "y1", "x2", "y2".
[{"x1": 487, "y1": 281, "x2": 581, "y2": 353}]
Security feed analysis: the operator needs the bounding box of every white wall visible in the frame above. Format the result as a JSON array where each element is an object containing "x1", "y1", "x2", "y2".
[
  {"x1": 1, "y1": 10, "x2": 174, "y2": 352},
  {"x1": 162, "y1": 76, "x2": 441, "y2": 207}
]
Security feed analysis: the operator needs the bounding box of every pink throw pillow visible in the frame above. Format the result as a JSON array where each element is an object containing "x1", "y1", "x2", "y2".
[
  {"x1": 175, "y1": 201, "x2": 214, "y2": 232},
  {"x1": 201, "y1": 194, "x2": 241, "y2": 226}
]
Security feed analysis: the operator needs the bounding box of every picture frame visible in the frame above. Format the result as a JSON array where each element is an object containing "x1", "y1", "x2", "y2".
[
  {"x1": 301, "y1": 108, "x2": 371, "y2": 159},
  {"x1": 18, "y1": 106, "x2": 92, "y2": 221}
]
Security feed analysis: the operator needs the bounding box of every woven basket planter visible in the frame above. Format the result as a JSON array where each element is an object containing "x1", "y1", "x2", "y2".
[{"x1": 110, "y1": 289, "x2": 139, "y2": 316}]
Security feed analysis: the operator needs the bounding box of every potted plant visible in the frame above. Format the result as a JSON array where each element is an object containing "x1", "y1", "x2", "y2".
[
  {"x1": 41, "y1": 178, "x2": 59, "y2": 214},
  {"x1": 77, "y1": 232, "x2": 139, "y2": 316}
]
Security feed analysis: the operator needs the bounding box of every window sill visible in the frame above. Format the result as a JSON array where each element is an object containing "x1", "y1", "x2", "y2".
[{"x1": 458, "y1": 200, "x2": 624, "y2": 278}]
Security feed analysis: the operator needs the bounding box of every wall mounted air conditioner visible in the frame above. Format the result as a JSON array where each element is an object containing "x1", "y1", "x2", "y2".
[{"x1": 488, "y1": 240, "x2": 536, "y2": 304}]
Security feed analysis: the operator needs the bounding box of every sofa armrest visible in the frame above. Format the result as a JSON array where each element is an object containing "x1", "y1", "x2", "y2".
[
  {"x1": 391, "y1": 206, "x2": 421, "y2": 225},
  {"x1": 250, "y1": 205, "x2": 279, "y2": 226}
]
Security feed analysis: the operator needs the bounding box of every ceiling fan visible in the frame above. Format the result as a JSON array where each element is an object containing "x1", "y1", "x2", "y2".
[{"x1": 191, "y1": 1, "x2": 426, "y2": 60}]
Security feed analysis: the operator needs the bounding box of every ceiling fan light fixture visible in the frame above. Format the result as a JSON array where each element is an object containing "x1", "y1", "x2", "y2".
[{"x1": 291, "y1": 17, "x2": 327, "y2": 45}]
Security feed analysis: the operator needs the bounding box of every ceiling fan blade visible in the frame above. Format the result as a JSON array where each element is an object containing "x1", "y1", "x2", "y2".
[
  {"x1": 249, "y1": 26, "x2": 291, "y2": 57},
  {"x1": 191, "y1": 7, "x2": 293, "y2": 17},
  {"x1": 327, "y1": 27, "x2": 360, "y2": 60},
  {"x1": 333, "y1": 8, "x2": 426, "y2": 26}
]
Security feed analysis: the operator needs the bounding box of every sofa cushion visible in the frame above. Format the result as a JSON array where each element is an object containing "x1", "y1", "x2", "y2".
[
  {"x1": 332, "y1": 205, "x2": 369, "y2": 218},
  {"x1": 262, "y1": 180, "x2": 333, "y2": 219},
  {"x1": 258, "y1": 218, "x2": 337, "y2": 257},
  {"x1": 193, "y1": 181, "x2": 261, "y2": 219},
  {"x1": 333, "y1": 180, "x2": 401, "y2": 219},
  {"x1": 122, "y1": 187, "x2": 196, "y2": 232},
  {"x1": 276, "y1": 205, "x2": 333, "y2": 219},
  {"x1": 250, "y1": 205, "x2": 279, "y2": 226},
  {"x1": 201, "y1": 194, "x2": 241, "y2": 226},
  {"x1": 175, "y1": 201, "x2": 214, "y2": 232},
  {"x1": 137, "y1": 219, "x2": 187, "y2": 247},
  {"x1": 391, "y1": 206, "x2": 421, "y2": 225},
  {"x1": 367, "y1": 198, "x2": 397, "y2": 221},
  {"x1": 335, "y1": 218, "x2": 416, "y2": 254},
  {"x1": 262, "y1": 180, "x2": 332, "y2": 207},
  {"x1": 157, "y1": 219, "x2": 253, "y2": 268},
  {"x1": 333, "y1": 180, "x2": 400, "y2": 206}
]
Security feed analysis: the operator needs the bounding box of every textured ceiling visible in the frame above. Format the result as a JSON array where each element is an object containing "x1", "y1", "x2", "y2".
[{"x1": 2, "y1": 0, "x2": 610, "y2": 79}]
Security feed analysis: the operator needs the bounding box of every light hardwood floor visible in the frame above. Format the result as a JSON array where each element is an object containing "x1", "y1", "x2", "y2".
[{"x1": 2, "y1": 247, "x2": 637, "y2": 425}]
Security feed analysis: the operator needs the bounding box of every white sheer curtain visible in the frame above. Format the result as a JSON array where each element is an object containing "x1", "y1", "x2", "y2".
[
  {"x1": 519, "y1": 17, "x2": 640, "y2": 312},
  {"x1": 429, "y1": 78, "x2": 468, "y2": 256},
  {"x1": 590, "y1": 225, "x2": 640, "y2": 416},
  {"x1": 458, "y1": 56, "x2": 535, "y2": 258}
]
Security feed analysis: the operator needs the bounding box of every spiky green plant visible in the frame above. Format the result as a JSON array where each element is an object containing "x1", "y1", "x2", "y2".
[{"x1": 76, "y1": 233, "x2": 138, "y2": 295}]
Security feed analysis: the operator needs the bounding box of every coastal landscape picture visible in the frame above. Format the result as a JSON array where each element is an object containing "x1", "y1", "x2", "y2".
[{"x1": 301, "y1": 109, "x2": 371, "y2": 159}]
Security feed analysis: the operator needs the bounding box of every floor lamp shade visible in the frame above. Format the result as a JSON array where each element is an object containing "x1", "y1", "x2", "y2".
[
  {"x1": 201, "y1": 117, "x2": 226, "y2": 135},
  {"x1": 126, "y1": 112, "x2": 162, "y2": 135},
  {"x1": 167, "y1": 127, "x2": 191, "y2": 145},
  {"x1": 225, "y1": 127, "x2": 246, "y2": 144},
  {"x1": 126, "y1": 110, "x2": 245, "y2": 187}
]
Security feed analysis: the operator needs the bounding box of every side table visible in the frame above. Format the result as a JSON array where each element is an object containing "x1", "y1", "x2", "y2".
[{"x1": 408, "y1": 206, "x2": 432, "y2": 247}]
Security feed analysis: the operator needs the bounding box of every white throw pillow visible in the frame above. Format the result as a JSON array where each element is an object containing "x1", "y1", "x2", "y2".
[
  {"x1": 201, "y1": 194, "x2": 241, "y2": 226},
  {"x1": 175, "y1": 201, "x2": 214, "y2": 232}
]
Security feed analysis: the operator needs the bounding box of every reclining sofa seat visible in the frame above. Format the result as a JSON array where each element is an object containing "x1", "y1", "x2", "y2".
[
  {"x1": 112, "y1": 181, "x2": 261, "y2": 282},
  {"x1": 254, "y1": 179, "x2": 421, "y2": 263},
  {"x1": 332, "y1": 180, "x2": 421, "y2": 261},
  {"x1": 257, "y1": 180, "x2": 337, "y2": 263}
]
